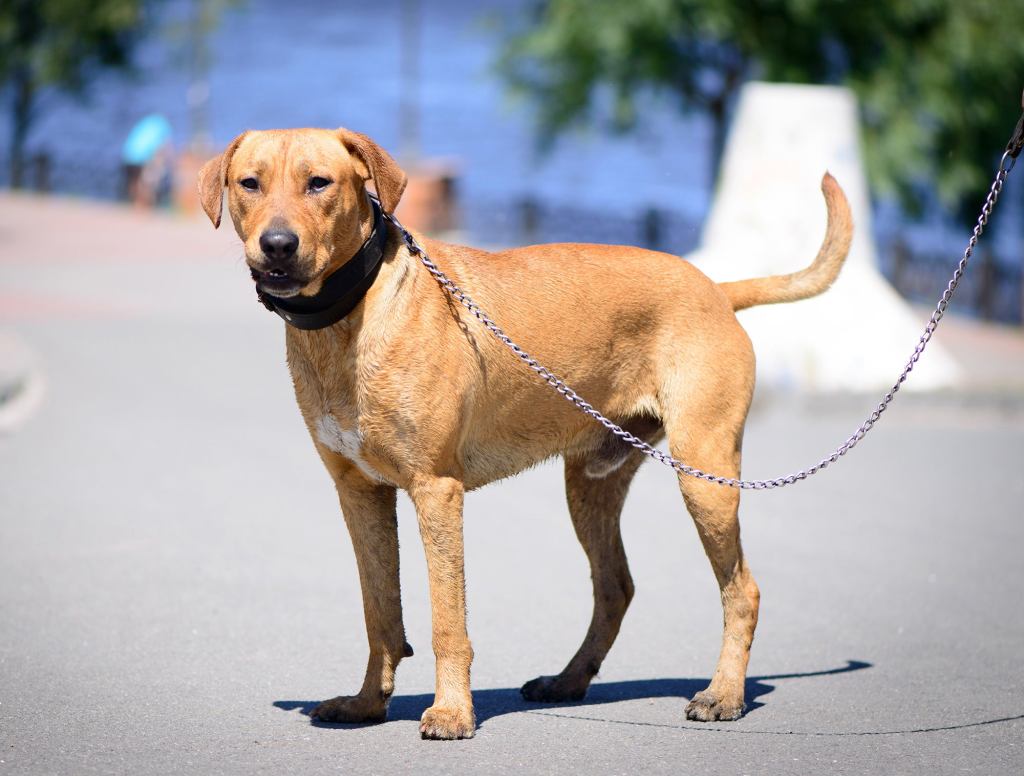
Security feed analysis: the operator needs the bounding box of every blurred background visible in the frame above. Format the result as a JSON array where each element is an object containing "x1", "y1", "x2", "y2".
[
  {"x1": 1, "y1": 0, "x2": 1022, "y2": 320},
  {"x1": 2, "y1": 3, "x2": 1024, "y2": 772}
]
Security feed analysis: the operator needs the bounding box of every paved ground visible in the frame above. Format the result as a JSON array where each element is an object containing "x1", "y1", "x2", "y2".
[{"x1": 1, "y1": 193, "x2": 1023, "y2": 775}]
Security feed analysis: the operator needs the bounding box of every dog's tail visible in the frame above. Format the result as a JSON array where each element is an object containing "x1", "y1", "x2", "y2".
[{"x1": 718, "y1": 173, "x2": 853, "y2": 312}]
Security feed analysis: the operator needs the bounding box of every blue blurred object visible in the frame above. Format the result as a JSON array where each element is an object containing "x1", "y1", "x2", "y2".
[{"x1": 121, "y1": 114, "x2": 172, "y2": 164}]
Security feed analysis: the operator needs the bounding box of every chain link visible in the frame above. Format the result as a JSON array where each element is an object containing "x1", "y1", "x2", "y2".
[{"x1": 383, "y1": 156, "x2": 1012, "y2": 490}]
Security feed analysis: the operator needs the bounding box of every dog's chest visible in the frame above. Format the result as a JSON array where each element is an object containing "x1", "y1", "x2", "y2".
[
  {"x1": 314, "y1": 412, "x2": 391, "y2": 484},
  {"x1": 286, "y1": 332, "x2": 393, "y2": 485}
]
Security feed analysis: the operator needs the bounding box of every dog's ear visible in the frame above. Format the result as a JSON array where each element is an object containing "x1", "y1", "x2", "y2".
[
  {"x1": 196, "y1": 132, "x2": 248, "y2": 228},
  {"x1": 336, "y1": 128, "x2": 407, "y2": 214}
]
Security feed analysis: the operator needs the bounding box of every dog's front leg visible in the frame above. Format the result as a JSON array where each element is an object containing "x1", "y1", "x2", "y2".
[
  {"x1": 408, "y1": 475, "x2": 476, "y2": 740},
  {"x1": 312, "y1": 465, "x2": 410, "y2": 724}
]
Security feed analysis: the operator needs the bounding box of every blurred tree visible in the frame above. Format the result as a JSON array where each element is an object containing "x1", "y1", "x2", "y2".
[
  {"x1": 0, "y1": 0, "x2": 150, "y2": 187},
  {"x1": 497, "y1": 0, "x2": 1024, "y2": 222},
  {"x1": 164, "y1": 0, "x2": 245, "y2": 153}
]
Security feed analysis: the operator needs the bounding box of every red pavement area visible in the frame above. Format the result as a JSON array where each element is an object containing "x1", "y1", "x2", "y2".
[
  {"x1": 0, "y1": 294, "x2": 142, "y2": 320},
  {"x1": 0, "y1": 191, "x2": 243, "y2": 323},
  {"x1": 0, "y1": 191, "x2": 239, "y2": 265}
]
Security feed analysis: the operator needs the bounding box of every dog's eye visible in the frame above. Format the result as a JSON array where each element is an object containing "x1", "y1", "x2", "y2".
[
  {"x1": 308, "y1": 176, "x2": 332, "y2": 192},
  {"x1": 239, "y1": 177, "x2": 259, "y2": 192}
]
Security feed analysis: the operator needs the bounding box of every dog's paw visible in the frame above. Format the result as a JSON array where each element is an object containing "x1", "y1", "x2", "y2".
[
  {"x1": 310, "y1": 695, "x2": 387, "y2": 724},
  {"x1": 520, "y1": 674, "x2": 589, "y2": 703},
  {"x1": 684, "y1": 689, "x2": 745, "y2": 722},
  {"x1": 419, "y1": 705, "x2": 476, "y2": 740}
]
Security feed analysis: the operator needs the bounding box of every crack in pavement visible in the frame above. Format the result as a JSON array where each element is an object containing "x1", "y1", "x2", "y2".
[{"x1": 523, "y1": 710, "x2": 1024, "y2": 736}]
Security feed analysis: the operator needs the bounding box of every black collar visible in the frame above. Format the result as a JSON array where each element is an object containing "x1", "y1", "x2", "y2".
[{"x1": 253, "y1": 198, "x2": 389, "y2": 330}]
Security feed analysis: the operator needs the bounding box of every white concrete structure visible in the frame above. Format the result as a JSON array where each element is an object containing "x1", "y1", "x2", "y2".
[{"x1": 689, "y1": 82, "x2": 959, "y2": 392}]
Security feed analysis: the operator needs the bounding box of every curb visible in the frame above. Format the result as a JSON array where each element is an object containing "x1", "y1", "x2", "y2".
[{"x1": 0, "y1": 330, "x2": 45, "y2": 434}]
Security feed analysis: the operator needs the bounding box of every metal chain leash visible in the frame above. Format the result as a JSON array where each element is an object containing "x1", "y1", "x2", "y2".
[{"x1": 383, "y1": 144, "x2": 1018, "y2": 490}]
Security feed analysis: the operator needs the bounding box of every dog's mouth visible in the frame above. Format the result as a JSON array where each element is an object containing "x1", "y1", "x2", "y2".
[{"x1": 251, "y1": 267, "x2": 308, "y2": 297}]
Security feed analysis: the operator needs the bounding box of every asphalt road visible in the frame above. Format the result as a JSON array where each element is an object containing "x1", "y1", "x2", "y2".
[{"x1": 1, "y1": 195, "x2": 1023, "y2": 775}]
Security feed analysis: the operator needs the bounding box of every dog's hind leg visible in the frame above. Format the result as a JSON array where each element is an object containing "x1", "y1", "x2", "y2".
[
  {"x1": 312, "y1": 463, "x2": 411, "y2": 725},
  {"x1": 521, "y1": 431, "x2": 655, "y2": 703},
  {"x1": 667, "y1": 406, "x2": 760, "y2": 722}
]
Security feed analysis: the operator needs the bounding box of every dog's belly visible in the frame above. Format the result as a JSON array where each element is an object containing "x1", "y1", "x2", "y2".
[
  {"x1": 314, "y1": 414, "x2": 394, "y2": 485},
  {"x1": 459, "y1": 441, "x2": 551, "y2": 489},
  {"x1": 457, "y1": 417, "x2": 625, "y2": 490}
]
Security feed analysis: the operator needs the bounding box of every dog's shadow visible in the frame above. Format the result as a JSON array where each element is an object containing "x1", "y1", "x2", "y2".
[{"x1": 274, "y1": 659, "x2": 871, "y2": 728}]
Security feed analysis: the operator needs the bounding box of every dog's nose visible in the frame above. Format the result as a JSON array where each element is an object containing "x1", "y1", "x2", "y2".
[{"x1": 259, "y1": 229, "x2": 299, "y2": 262}]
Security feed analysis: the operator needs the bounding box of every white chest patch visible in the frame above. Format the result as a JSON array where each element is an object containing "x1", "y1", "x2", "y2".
[{"x1": 315, "y1": 415, "x2": 389, "y2": 484}]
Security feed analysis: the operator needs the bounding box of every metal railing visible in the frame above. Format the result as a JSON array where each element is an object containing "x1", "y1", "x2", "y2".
[
  {"x1": 879, "y1": 235, "x2": 1022, "y2": 324},
  {"x1": 466, "y1": 194, "x2": 704, "y2": 256}
]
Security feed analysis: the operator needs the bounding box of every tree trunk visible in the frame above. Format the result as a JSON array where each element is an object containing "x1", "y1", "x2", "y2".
[
  {"x1": 707, "y1": 56, "x2": 747, "y2": 190},
  {"x1": 708, "y1": 97, "x2": 727, "y2": 190},
  {"x1": 9, "y1": 67, "x2": 34, "y2": 189}
]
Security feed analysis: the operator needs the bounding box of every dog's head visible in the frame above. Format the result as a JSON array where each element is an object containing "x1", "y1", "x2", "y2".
[{"x1": 197, "y1": 128, "x2": 406, "y2": 297}]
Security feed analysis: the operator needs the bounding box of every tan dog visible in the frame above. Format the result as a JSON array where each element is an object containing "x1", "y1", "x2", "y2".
[{"x1": 198, "y1": 127, "x2": 852, "y2": 740}]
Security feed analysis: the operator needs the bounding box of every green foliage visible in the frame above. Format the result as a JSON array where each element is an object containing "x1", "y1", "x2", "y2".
[
  {"x1": 498, "y1": 0, "x2": 1024, "y2": 222},
  {"x1": 0, "y1": 0, "x2": 147, "y2": 95},
  {"x1": 0, "y1": 0, "x2": 151, "y2": 183}
]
